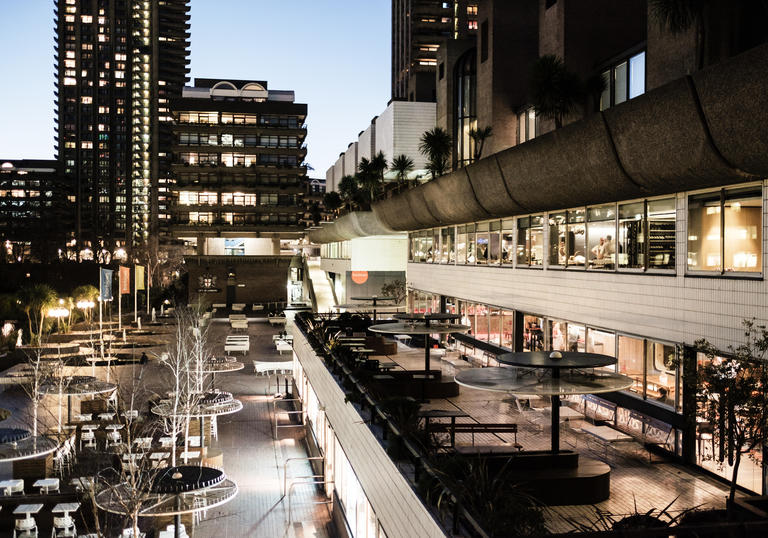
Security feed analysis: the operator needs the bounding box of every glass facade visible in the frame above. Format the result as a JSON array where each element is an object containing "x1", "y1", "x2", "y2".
[{"x1": 408, "y1": 186, "x2": 762, "y2": 277}]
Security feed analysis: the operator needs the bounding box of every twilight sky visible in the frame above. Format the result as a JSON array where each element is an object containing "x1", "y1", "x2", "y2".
[{"x1": 0, "y1": 0, "x2": 391, "y2": 176}]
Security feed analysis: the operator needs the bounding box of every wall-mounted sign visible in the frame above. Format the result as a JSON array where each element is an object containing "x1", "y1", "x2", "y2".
[{"x1": 351, "y1": 271, "x2": 368, "y2": 284}]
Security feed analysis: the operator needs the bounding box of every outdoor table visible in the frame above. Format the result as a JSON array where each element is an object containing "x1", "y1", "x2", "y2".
[
  {"x1": 581, "y1": 424, "x2": 635, "y2": 460},
  {"x1": 33, "y1": 477, "x2": 60, "y2": 494},
  {"x1": 159, "y1": 437, "x2": 174, "y2": 448},
  {"x1": 106, "y1": 424, "x2": 125, "y2": 431},
  {"x1": 180, "y1": 450, "x2": 200, "y2": 460},
  {"x1": 378, "y1": 360, "x2": 398, "y2": 372},
  {"x1": 134, "y1": 437, "x2": 153, "y2": 449},
  {"x1": 99, "y1": 412, "x2": 116, "y2": 421},
  {"x1": 76, "y1": 414, "x2": 92, "y2": 422},
  {"x1": 14, "y1": 503, "x2": 43, "y2": 518},
  {"x1": 52, "y1": 502, "x2": 80, "y2": 517},
  {"x1": 419, "y1": 409, "x2": 470, "y2": 447},
  {"x1": 150, "y1": 452, "x2": 170, "y2": 461},
  {"x1": 81, "y1": 424, "x2": 99, "y2": 431},
  {"x1": 0, "y1": 478, "x2": 23, "y2": 495},
  {"x1": 559, "y1": 406, "x2": 584, "y2": 421},
  {"x1": 370, "y1": 315, "x2": 469, "y2": 401},
  {"x1": 70, "y1": 477, "x2": 94, "y2": 492},
  {"x1": 463, "y1": 350, "x2": 633, "y2": 453}
]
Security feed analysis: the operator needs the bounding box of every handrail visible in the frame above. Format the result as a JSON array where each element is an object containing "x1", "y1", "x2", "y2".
[
  {"x1": 272, "y1": 398, "x2": 304, "y2": 439},
  {"x1": 286, "y1": 480, "x2": 334, "y2": 525},
  {"x1": 293, "y1": 315, "x2": 493, "y2": 537},
  {"x1": 282, "y1": 456, "x2": 325, "y2": 497}
]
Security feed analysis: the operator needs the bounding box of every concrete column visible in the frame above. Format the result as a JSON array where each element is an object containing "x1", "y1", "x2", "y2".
[
  {"x1": 271, "y1": 237, "x2": 281, "y2": 255},
  {"x1": 197, "y1": 235, "x2": 205, "y2": 255}
]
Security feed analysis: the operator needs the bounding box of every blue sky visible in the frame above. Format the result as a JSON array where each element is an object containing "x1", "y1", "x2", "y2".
[{"x1": 0, "y1": 0, "x2": 391, "y2": 175}]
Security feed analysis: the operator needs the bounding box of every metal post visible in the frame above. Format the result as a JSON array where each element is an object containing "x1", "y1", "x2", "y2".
[{"x1": 551, "y1": 368, "x2": 560, "y2": 453}]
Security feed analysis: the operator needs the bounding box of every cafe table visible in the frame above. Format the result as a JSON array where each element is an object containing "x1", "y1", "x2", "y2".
[
  {"x1": 52, "y1": 502, "x2": 80, "y2": 518},
  {"x1": 33, "y1": 477, "x2": 60, "y2": 494},
  {"x1": 14, "y1": 503, "x2": 43, "y2": 519},
  {"x1": 0, "y1": 478, "x2": 23, "y2": 495}
]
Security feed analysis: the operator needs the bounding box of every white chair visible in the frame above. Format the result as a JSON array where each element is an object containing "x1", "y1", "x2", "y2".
[
  {"x1": 52, "y1": 515, "x2": 76, "y2": 537},
  {"x1": 80, "y1": 430, "x2": 96, "y2": 450},
  {"x1": 14, "y1": 517, "x2": 37, "y2": 538},
  {"x1": 193, "y1": 496, "x2": 208, "y2": 526},
  {"x1": 209, "y1": 415, "x2": 218, "y2": 441},
  {"x1": 106, "y1": 430, "x2": 122, "y2": 448},
  {"x1": 159, "y1": 436, "x2": 174, "y2": 448},
  {"x1": 122, "y1": 410, "x2": 139, "y2": 420},
  {"x1": 76, "y1": 414, "x2": 92, "y2": 422},
  {"x1": 188, "y1": 435, "x2": 201, "y2": 448}
]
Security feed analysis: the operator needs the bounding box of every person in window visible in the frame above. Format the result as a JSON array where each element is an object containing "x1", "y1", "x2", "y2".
[
  {"x1": 655, "y1": 387, "x2": 673, "y2": 406},
  {"x1": 603, "y1": 235, "x2": 616, "y2": 267},
  {"x1": 591, "y1": 237, "x2": 605, "y2": 261}
]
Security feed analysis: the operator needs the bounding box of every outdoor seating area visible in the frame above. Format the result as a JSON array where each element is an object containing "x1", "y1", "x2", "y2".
[{"x1": 293, "y1": 310, "x2": 753, "y2": 535}]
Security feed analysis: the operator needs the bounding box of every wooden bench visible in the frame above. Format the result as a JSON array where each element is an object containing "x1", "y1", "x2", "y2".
[
  {"x1": 583, "y1": 394, "x2": 618, "y2": 424},
  {"x1": 431, "y1": 422, "x2": 520, "y2": 448},
  {"x1": 628, "y1": 411, "x2": 674, "y2": 461},
  {"x1": 253, "y1": 360, "x2": 293, "y2": 375}
]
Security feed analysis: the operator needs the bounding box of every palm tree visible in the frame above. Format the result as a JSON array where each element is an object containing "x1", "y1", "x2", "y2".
[
  {"x1": 529, "y1": 54, "x2": 583, "y2": 129},
  {"x1": 370, "y1": 151, "x2": 388, "y2": 183},
  {"x1": 18, "y1": 284, "x2": 58, "y2": 344},
  {"x1": 390, "y1": 154, "x2": 415, "y2": 184},
  {"x1": 469, "y1": 126, "x2": 493, "y2": 160},
  {"x1": 322, "y1": 191, "x2": 342, "y2": 213},
  {"x1": 419, "y1": 127, "x2": 452, "y2": 179},
  {"x1": 338, "y1": 175, "x2": 359, "y2": 209}
]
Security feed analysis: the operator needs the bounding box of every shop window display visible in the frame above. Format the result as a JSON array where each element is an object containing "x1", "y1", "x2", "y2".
[
  {"x1": 566, "y1": 209, "x2": 586, "y2": 266},
  {"x1": 688, "y1": 185, "x2": 762, "y2": 273},
  {"x1": 523, "y1": 315, "x2": 544, "y2": 351},
  {"x1": 587, "y1": 204, "x2": 616, "y2": 269}
]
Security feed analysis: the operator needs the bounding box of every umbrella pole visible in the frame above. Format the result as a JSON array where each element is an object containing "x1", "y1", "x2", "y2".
[
  {"x1": 551, "y1": 368, "x2": 560, "y2": 453},
  {"x1": 175, "y1": 495, "x2": 182, "y2": 538}
]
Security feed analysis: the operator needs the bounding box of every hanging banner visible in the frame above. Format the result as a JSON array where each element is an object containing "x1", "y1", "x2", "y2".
[
  {"x1": 100, "y1": 268, "x2": 114, "y2": 301},
  {"x1": 119, "y1": 266, "x2": 131, "y2": 295},
  {"x1": 135, "y1": 265, "x2": 146, "y2": 291}
]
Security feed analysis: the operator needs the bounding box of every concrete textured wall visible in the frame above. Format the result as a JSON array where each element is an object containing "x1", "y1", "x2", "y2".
[
  {"x1": 358, "y1": 122, "x2": 375, "y2": 163},
  {"x1": 343, "y1": 142, "x2": 358, "y2": 178},
  {"x1": 186, "y1": 256, "x2": 291, "y2": 305}
]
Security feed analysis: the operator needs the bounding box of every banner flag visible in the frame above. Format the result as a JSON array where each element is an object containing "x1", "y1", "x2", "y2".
[
  {"x1": 100, "y1": 268, "x2": 114, "y2": 301},
  {"x1": 119, "y1": 266, "x2": 131, "y2": 295},
  {"x1": 135, "y1": 265, "x2": 145, "y2": 291}
]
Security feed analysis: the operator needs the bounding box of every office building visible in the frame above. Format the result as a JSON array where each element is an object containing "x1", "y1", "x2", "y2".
[
  {"x1": 392, "y1": 0, "x2": 477, "y2": 102},
  {"x1": 54, "y1": 0, "x2": 190, "y2": 252},
  {"x1": 0, "y1": 160, "x2": 72, "y2": 263},
  {"x1": 169, "y1": 79, "x2": 308, "y2": 257}
]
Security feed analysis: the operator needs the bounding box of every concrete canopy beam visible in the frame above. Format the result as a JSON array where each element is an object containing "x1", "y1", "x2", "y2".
[
  {"x1": 604, "y1": 77, "x2": 748, "y2": 193},
  {"x1": 421, "y1": 167, "x2": 489, "y2": 225},
  {"x1": 496, "y1": 114, "x2": 644, "y2": 212},
  {"x1": 692, "y1": 43, "x2": 768, "y2": 177},
  {"x1": 465, "y1": 156, "x2": 527, "y2": 217}
]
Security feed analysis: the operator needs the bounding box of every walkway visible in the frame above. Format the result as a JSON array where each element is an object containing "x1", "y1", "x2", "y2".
[
  {"x1": 193, "y1": 318, "x2": 335, "y2": 537},
  {"x1": 306, "y1": 258, "x2": 336, "y2": 313}
]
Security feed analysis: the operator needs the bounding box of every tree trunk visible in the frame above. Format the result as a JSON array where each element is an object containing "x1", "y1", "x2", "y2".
[{"x1": 729, "y1": 446, "x2": 743, "y2": 507}]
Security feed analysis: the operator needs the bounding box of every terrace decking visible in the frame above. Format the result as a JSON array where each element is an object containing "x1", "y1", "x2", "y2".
[{"x1": 365, "y1": 340, "x2": 738, "y2": 533}]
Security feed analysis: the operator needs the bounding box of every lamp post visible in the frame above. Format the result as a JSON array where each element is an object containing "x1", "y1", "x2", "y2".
[
  {"x1": 77, "y1": 299, "x2": 95, "y2": 324},
  {"x1": 47, "y1": 302, "x2": 69, "y2": 333}
]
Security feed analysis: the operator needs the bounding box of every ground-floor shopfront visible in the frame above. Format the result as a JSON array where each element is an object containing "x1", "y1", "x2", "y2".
[{"x1": 408, "y1": 288, "x2": 766, "y2": 495}]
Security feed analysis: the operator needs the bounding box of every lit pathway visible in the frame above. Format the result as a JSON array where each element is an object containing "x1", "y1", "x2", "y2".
[
  {"x1": 306, "y1": 257, "x2": 336, "y2": 313},
  {"x1": 192, "y1": 318, "x2": 335, "y2": 538}
]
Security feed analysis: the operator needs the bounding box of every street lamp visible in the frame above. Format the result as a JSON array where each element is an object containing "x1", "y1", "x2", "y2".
[
  {"x1": 47, "y1": 302, "x2": 70, "y2": 333},
  {"x1": 76, "y1": 300, "x2": 95, "y2": 323}
]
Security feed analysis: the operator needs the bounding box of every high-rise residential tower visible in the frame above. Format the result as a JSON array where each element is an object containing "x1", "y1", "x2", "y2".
[
  {"x1": 54, "y1": 0, "x2": 190, "y2": 253},
  {"x1": 391, "y1": 0, "x2": 477, "y2": 102}
]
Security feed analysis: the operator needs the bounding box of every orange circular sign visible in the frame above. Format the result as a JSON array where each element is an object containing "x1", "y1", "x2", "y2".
[{"x1": 350, "y1": 271, "x2": 369, "y2": 284}]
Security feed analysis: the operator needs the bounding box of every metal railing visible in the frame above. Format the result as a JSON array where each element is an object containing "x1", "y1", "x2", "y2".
[
  {"x1": 281, "y1": 456, "x2": 325, "y2": 497},
  {"x1": 286, "y1": 479, "x2": 334, "y2": 526},
  {"x1": 272, "y1": 397, "x2": 304, "y2": 439}
]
